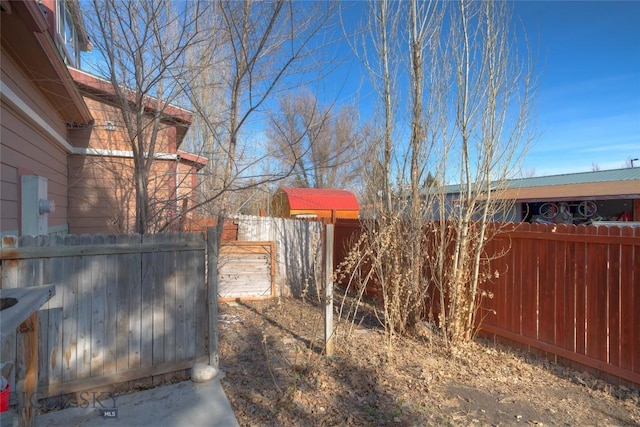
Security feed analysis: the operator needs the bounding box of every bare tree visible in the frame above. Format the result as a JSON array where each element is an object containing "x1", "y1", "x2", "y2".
[
  {"x1": 188, "y1": 0, "x2": 337, "y2": 214},
  {"x1": 342, "y1": 0, "x2": 402, "y2": 215},
  {"x1": 265, "y1": 92, "x2": 370, "y2": 190},
  {"x1": 437, "y1": 0, "x2": 535, "y2": 343},
  {"x1": 339, "y1": 0, "x2": 535, "y2": 347},
  {"x1": 83, "y1": 0, "x2": 340, "y2": 228},
  {"x1": 337, "y1": 0, "x2": 446, "y2": 342},
  {"x1": 83, "y1": 0, "x2": 208, "y2": 234},
  {"x1": 519, "y1": 166, "x2": 537, "y2": 178}
]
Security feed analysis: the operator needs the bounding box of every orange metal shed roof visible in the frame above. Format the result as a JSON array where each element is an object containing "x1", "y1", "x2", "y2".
[{"x1": 280, "y1": 187, "x2": 359, "y2": 211}]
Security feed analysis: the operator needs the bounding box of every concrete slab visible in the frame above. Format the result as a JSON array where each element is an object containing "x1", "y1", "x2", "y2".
[{"x1": 36, "y1": 376, "x2": 238, "y2": 427}]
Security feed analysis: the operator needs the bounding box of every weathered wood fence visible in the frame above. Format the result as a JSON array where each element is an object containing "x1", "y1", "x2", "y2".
[
  {"x1": 234, "y1": 215, "x2": 323, "y2": 299},
  {"x1": 0, "y1": 232, "x2": 211, "y2": 397},
  {"x1": 217, "y1": 242, "x2": 276, "y2": 300},
  {"x1": 333, "y1": 221, "x2": 640, "y2": 385}
]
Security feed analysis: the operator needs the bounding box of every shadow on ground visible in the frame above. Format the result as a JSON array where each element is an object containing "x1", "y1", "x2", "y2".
[
  {"x1": 219, "y1": 299, "x2": 432, "y2": 426},
  {"x1": 218, "y1": 298, "x2": 640, "y2": 427}
]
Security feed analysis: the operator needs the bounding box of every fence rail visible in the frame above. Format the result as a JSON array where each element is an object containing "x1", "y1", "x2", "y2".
[{"x1": 1, "y1": 232, "x2": 210, "y2": 397}]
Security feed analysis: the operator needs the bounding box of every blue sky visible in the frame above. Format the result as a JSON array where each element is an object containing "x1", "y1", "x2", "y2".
[
  {"x1": 513, "y1": 0, "x2": 640, "y2": 175},
  {"x1": 81, "y1": 1, "x2": 639, "y2": 179},
  {"x1": 327, "y1": 1, "x2": 640, "y2": 177}
]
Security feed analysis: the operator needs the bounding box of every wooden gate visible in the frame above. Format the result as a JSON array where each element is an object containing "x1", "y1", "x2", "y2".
[{"x1": 217, "y1": 242, "x2": 276, "y2": 300}]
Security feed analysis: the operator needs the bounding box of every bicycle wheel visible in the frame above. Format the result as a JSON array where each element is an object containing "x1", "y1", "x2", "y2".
[
  {"x1": 578, "y1": 201, "x2": 597, "y2": 217},
  {"x1": 539, "y1": 202, "x2": 558, "y2": 219}
]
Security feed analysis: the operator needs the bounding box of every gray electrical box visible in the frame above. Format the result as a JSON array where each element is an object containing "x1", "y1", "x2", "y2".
[{"x1": 21, "y1": 175, "x2": 55, "y2": 236}]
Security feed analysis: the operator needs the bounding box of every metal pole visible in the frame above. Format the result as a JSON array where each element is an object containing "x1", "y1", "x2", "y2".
[
  {"x1": 324, "y1": 224, "x2": 335, "y2": 356},
  {"x1": 207, "y1": 220, "x2": 223, "y2": 367}
]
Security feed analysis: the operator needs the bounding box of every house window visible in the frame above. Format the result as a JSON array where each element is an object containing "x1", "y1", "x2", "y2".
[{"x1": 55, "y1": 0, "x2": 80, "y2": 67}]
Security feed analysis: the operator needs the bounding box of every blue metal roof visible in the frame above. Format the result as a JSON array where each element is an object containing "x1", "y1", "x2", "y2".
[{"x1": 505, "y1": 168, "x2": 640, "y2": 189}]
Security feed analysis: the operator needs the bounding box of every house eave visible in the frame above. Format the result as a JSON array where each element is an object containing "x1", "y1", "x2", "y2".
[
  {"x1": 2, "y1": 0, "x2": 93, "y2": 125},
  {"x1": 177, "y1": 150, "x2": 207, "y2": 170},
  {"x1": 68, "y1": 68, "x2": 193, "y2": 125},
  {"x1": 496, "y1": 181, "x2": 640, "y2": 202}
]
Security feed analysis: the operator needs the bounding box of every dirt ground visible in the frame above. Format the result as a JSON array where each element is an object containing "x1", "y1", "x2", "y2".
[{"x1": 218, "y1": 297, "x2": 640, "y2": 426}]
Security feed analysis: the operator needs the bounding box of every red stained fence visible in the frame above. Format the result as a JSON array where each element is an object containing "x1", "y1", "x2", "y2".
[
  {"x1": 481, "y1": 222, "x2": 640, "y2": 385},
  {"x1": 334, "y1": 221, "x2": 640, "y2": 385}
]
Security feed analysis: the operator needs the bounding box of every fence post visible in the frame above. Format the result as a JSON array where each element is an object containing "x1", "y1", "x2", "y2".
[
  {"x1": 207, "y1": 223, "x2": 221, "y2": 368},
  {"x1": 325, "y1": 224, "x2": 334, "y2": 356},
  {"x1": 16, "y1": 312, "x2": 38, "y2": 427}
]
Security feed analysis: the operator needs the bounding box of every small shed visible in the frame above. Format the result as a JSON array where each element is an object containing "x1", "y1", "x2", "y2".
[{"x1": 271, "y1": 187, "x2": 360, "y2": 220}]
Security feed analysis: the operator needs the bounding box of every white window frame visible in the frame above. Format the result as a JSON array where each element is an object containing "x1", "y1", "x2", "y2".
[{"x1": 55, "y1": 0, "x2": 80, "y2": 67}]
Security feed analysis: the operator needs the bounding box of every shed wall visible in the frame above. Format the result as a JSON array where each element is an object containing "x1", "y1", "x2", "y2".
[{"x1": 290, "y1": 208, "x2": 359, "y2": 219}]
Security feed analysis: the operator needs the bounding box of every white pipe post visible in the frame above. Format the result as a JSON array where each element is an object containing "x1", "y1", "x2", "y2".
[{"x1": 324, "y1": 224, "x2": 334, "y2": 356}]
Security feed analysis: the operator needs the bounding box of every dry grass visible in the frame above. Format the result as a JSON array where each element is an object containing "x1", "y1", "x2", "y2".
[{"x1": 218, "y1": 297, "x2": 640, "y2": 426}]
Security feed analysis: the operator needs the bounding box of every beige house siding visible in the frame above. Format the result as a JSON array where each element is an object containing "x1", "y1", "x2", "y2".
[
  {"x1": 67, "y1": 155, "x2": 133, "y2": 234},
  {"x1": 176, "y1": 161, "x2": 198, "y2": 221},
  {"x1": 68, "y1": 154, "x2": 179, "y2": 234},
  {"x1": 67, "y1": 90, "x2": 193, "y2": 234},
  {"x1": 1, "y1": 14, "x2": 201, "y2": 237},
  {"x1": 0, "y1": 54, "x2": 72, "y2": 236},
  {"x1": 70, "y1": 96, "x2": 176, "y2": 153}
]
